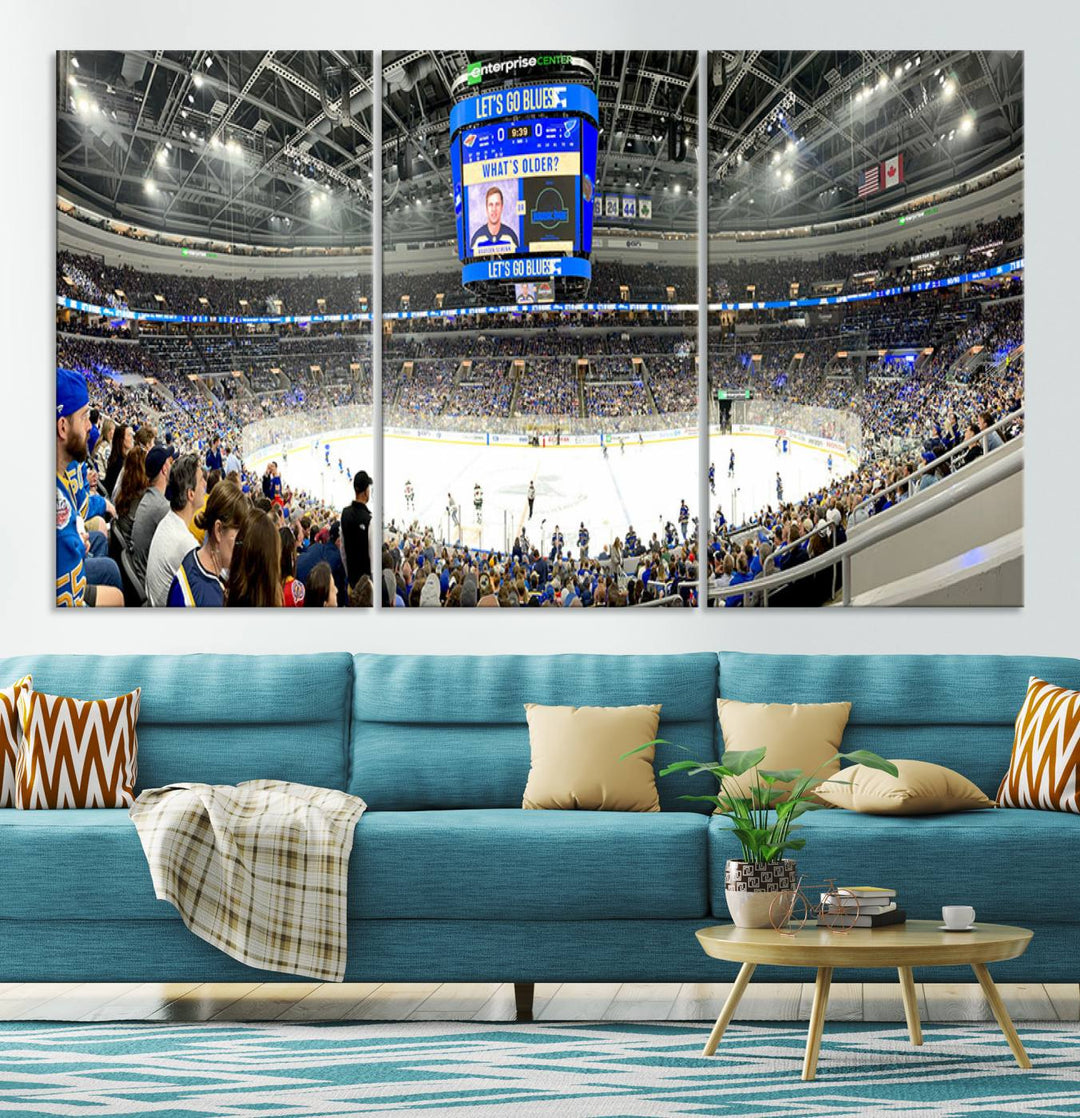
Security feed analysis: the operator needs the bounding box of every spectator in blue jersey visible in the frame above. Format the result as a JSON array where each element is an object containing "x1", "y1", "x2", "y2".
[
  {"x1": 56, "y1": 368, "x2": 123, "y2": 607},
  {"x1": 205, "y1": 435, "x2": 223, "y2": 472},
  {"x1": 470, "y1": 186, "x2": 519, "y2": 254},
  {"x1": 296, "y1": 520, "x2": 347, "y2": 606},
  {"x1": 167, "y1": 479, "x2": 247, "y2": 607}
]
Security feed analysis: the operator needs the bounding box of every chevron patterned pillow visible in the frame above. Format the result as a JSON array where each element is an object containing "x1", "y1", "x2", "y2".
[
  {"x1": 1, "y1": 675, "x2": 32, "y2": 808},
  {"x1": 15, "y1": 687, "x2": 141, "y2": 809},
  {"x1": 996, "y1": 676, "x2": 1080, "y2": 813}
]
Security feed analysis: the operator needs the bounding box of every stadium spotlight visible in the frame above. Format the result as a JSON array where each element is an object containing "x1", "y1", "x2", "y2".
[
  {"x1": 775, "y1": 168, "x2": 782, "y2": 179},
  {"x1": 783, "y1": 169, "x2": 793, "y2": 185},
  {"x1": 71, "y1": 56, "x2": 79, "y2": 69},
  {"x1": 905, "y1": 60, "x2": 913, "y2": 70},
  {"x1": 205, "y1": 55, "x2": 213, "y2": 68},
  {"x1": 144, "y1": 180, "x2": 157, "y2": 195},
  {"x1": 915, "y1": 56, "x2": 921, "y2": 66},
  {"x1": 68, "y1": 75, "x2": 77, "y2": 88},
  {"x1": 736, "y1": 153, "x2": 742, "y2": 165},
  {"x1": 960, "y1": 114, "x2": 974, "y2": 133},
  {"x1": 894, "y1": 66, "x2": 903, "y2": 79},
  {"x1": 877, "y1": 75, "x2": 887, "y2": 90},
  {"x1": 188, "y1": 94, "x2": 195, "y2": 104},
  {"x1": 855, "y1": 90, "x2": 863, "y2": 103},
  {"x1": 156, "y1": 149, "x2": 167, "y2": 165},
  {"x1": 772, "y1": 152, "x2": 780, "y2": 165},
  {"x1": 943, "y1": 79, "x2": 956, "y2": 99},
  {"x1": 785, "y1": 140, "x2": 795, "y2": 155},
  {"x1": 193, "y1": 74, "x2": 204, "y2": 89}
]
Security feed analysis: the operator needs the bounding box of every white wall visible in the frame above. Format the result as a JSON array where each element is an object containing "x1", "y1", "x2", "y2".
[{"x1": 5, "y1": 3, "x2": 1075, "y2": 660}]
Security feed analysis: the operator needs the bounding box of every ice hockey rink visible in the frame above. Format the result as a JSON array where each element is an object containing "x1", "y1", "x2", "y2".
[{"x1": 248, "y1": 425, "x2": 856, "y2": 555}]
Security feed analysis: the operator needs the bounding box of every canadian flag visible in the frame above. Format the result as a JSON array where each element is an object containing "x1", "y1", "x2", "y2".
[{"x1": 883, "y1": 153, "x2": 904, "y2": 189}]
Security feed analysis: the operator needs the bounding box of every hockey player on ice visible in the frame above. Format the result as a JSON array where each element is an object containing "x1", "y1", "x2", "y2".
[
  {"x1": 473, "y1": 483, "x2": 483, "y2": 524},
  {"x1": 404, "y1": 480, "x2": 415, "y2": 512},
  {"x1": 728, "y1": 450, "x2": 735, "y2": 478},
  {"x1": 527, "y1": 480, "x2": 535, "y2": 519},
  {"x1": 709, "y1": 463, "x2": 715, "y2": 495}
]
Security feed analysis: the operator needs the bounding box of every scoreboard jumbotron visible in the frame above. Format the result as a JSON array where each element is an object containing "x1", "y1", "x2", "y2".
[{"x1": 449, "y1": 55, "x2": 599, "y2": 301}]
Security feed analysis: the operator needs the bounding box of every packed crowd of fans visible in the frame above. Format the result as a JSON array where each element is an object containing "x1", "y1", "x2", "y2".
[
  {"x1": 59, "y1": 252, "x2": 370, "y2": 316},
  {"x1": 381, "y1": 519, "x2": 697, "y2": 608},
  {"x1": 59, "y1": 211, "x2": 1021, "y2": 320},
  {"x1": 707, "y1": 344, "x2": 1024, "y2": 607}
]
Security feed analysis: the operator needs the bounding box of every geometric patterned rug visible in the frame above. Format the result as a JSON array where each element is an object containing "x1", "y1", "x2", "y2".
[{"x1": 2, "y1": 1020, "x2": 1079, "y2": 1117}]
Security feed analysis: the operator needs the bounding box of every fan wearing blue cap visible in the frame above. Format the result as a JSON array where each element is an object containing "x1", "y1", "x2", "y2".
[{"x1": 56, "y1": 369, "x2": 123, "y2": 608}]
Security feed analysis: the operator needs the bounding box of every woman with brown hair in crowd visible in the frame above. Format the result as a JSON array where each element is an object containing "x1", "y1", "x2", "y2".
[
  {"x1": 103, "y1": 422, "x2": 132, "y2": 499},
  {"x1": 304, "y1": 561, "x2": 337, "y2": 607},
  {"x1": 226, "y1": 510, "x2": 284, "y2": 607},
  {"x1": 113, "y1": 444, "x2": 148, "y2": 544},
  {"x1": 167, "y1": 479, "x2": 248, "y2": 607}
]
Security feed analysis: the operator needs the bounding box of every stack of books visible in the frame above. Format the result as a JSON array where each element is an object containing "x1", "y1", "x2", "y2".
[{"x1": 817, "y1": 886, "x2": 906, "y2": 929}]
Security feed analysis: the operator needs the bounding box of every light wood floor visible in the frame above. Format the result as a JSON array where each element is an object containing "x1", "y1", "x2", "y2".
[{"x1": 1, "y1": 982, "x2": 1076, "y2": 1024}]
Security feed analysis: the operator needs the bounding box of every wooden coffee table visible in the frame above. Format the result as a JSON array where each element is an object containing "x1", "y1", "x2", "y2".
[{"x1": 696, "y1": 920, "x2": 1033, "y2": 1080}]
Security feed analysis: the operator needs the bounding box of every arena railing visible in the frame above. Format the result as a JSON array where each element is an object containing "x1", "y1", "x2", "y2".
[
  {"x1": 707, "y1": 437, "x2": 1023, "y2": 607},
  {"x1": 848, "y1": 406, "x2": 1024, "y2": 522}
]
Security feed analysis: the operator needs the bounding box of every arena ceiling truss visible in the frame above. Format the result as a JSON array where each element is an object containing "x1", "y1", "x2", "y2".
[{"x1": 56, "y1": 50, "x2": 1022, "y2": 249}]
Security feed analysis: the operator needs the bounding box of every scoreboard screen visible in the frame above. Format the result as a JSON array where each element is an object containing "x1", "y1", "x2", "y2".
[{"x1": 449, "y1": 82, "x2": 598, "y2": 295}]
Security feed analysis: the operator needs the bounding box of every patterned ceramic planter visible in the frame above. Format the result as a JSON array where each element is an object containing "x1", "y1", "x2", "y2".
[{"x1": 724, "y1": 859, "x2": 798, "y2": 929}]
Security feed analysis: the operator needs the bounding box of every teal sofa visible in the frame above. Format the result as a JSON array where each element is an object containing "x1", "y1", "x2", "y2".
[{"x1": 1, "y1": 651, "x2": 1076, "y2": 1013}]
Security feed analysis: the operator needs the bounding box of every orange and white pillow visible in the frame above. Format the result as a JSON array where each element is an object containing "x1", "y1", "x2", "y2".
[
  {"x1": 1, "y1": 675, "x2": 32, "y2": 808},
  {"x1": 997, "y1": 676, "x2": 1080, "y2": 814},
  {"x1": 15, "y1": 687, "x2": 141, "y2": 809}
]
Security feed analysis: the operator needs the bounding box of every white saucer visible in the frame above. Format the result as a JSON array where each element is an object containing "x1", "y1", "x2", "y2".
[{"x1": 938, "y1": 924, "x2": 976, "y2": 932}]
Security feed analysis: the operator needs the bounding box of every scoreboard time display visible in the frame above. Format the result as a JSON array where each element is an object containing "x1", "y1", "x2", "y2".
[{"x1": 449, "y1": 82, "x2": 599, "y2": 295}]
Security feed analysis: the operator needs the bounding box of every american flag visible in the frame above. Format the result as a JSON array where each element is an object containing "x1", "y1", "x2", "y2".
[{"x1": 857, "y1": 163, "x2": 882, "y2": 198}]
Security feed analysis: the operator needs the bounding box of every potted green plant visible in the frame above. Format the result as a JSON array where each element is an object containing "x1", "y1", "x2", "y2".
[{"x1": 623, "y1": 743, "x2": 898, "y2": 928}]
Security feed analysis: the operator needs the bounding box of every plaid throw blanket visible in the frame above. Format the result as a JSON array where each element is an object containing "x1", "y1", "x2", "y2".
[{"x1": 129, "y1": 780, "x2": 366, "y2": 982}]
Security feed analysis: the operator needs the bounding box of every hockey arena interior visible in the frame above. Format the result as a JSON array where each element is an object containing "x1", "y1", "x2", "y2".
[{"x1": 55, "y1": 50, "x2": 1023, "y2": 608}]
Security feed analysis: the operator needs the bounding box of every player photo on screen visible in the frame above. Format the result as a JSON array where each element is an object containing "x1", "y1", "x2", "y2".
[{"x1": 467, "y1": 181, "x2": 521, "y2": 256}]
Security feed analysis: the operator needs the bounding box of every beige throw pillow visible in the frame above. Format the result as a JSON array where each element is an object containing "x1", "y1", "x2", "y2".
[
  {"x1": 522, "y1": 704, "x2": 662, "y2": 811},
  {"x1": 716, "y1": 698, "x2": 851, "y2": 804},
  {"x1": 816, "y1": 759, "x2": 995, "y2": 815}
]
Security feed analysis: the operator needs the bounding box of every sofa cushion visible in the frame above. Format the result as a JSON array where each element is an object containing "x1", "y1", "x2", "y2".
[
  {"x1": 1, "y1": 806, "x2": 709, "y2": 924},
  {"x1": 351, "y1": 654, "x2": 718, "y2": 811},
  {"x1": 0, "y1": 675, "x2": 31, "y2": 808},
  {"x1": 0, "y1": 809, "x2": 163, "y2": 920},
  {"x1": 0, "y1": 654, "x2": 353, "y2": 792},
  {"x1": 16, "y1": 687, "x2": 140, "y2": 809},
  {"x1": 997, "y1": 677, "x2": 1080, "y2": 813},
  {"x1": 707, "y1": 808, "x2": 1080, "y2": 924},
  {"x1": 522, "y1": 703, "x2": 662, "y2": 812},
  {"x1": 715, "y1": 698, "x2": 850, "y2": 802},
  {"x1": 816, "y1": 759, "x2": 995, "y2": 815},
  {"x1": 348, "y1": 809, "x2": 709, "y2": 920},
  {"x1": 718, "y1": 653, "x2": 1080, "y2": 798}
]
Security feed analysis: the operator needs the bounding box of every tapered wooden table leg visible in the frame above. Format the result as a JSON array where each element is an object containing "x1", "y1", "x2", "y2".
[
  {"x1": 972, "y1": 963, "x2": 1031, "y2": 1068},
  {"x1": 802, "y1": 966, "x2": 833, "y2": 1081},
  {"x1": 701, "y1": 961, "x2": 756, "y2": 1056},
  {"x1": 898, "y1": 966, "x2": 922, "y2": 1046}
]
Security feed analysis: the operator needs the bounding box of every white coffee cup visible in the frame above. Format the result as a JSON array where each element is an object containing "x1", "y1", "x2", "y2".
[{"x1": 942, "y1": 905, "x2": 976, "y2": 929}]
